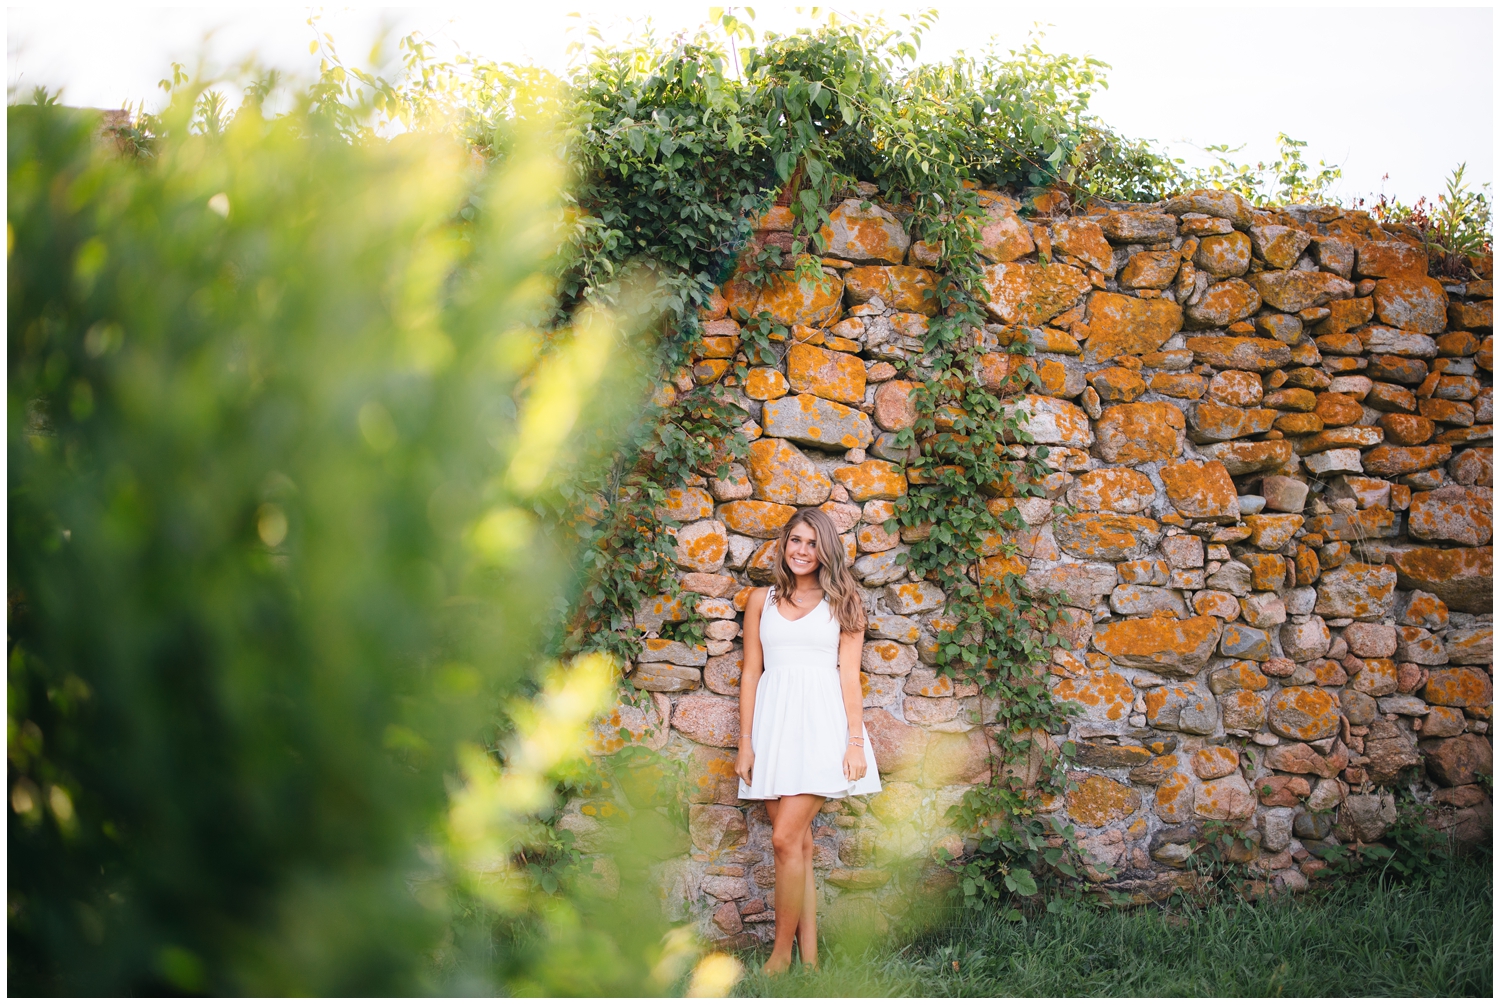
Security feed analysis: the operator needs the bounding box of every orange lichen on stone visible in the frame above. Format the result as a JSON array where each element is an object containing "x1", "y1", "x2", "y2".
[
  {"x1": 787, "y1": 342, "x2": 866, "y2": 404},
  {"x1": 975, "y1": 353, "x2": 1017, "y2": 392},
  {"x1": 1194, "y1": 230, "x2": 1252, "y2": 277},
  {"x1": 1051, "y1": 218, "x2": 1115, "y2": 274},
  {"x1": 1089, "y1": 366, "x2": 1148, "y2": 403},
  {"x1": 1185, "y1": 336, "x2": 1292, "y2": 372},
  {"x1": 1096, "y1": 402, "x2": 1186, "y2": 463},
  {"x1": 975, "y1": 195, "x2": 1037, "y2": 263},
  {"x1": 1055, "y1": 513, "x2": 1163, "y2": 561},
  {"x1": 833, "y1": 459, "x2": 909, "y2": 502},
  {"x1": 1220, "y1": 689, "x2": 1268, "y2": 730},
  {"x1": 1313, "y1": 391, "x2": 1365, "y2": 427},
  {"x1": 716, "y1": 500, "x2": 797, "y2": 538},
  {"x1": 818, "y1": 198, "x2": 909, "y2": 264},
  {"x1": 745, "y1": 366, "x2": 790, "y2": 400},
  {"x1": 1150, "y1": 372, "x2": 1209, "y2": 399},
  {"x1": 1313, "y1": 296, "x2": 1376, "y2": 335},
  {"x1": 1082, "y1": 292, "x2": 1184, "y2": 362},
  {"x1": 1423, "y1": 668, "x2": 1494, "y2": 708},
  {"x1": 981, "y1": 262, "x2": 1093, "y2": 325},
  {"x1": 843, "y1": 265, "x2": 940, "y2": 316},
  {"x1": 1066, "y1": 775, "x2": 1142, "y2": 827},
  {"x1": 1190, "y1": 746, "x2": 1240, "y2": 780},
  {"x1": 1051, "y1": 667, "x2": 1134, "y2": 723},
  {"x1": 1159, "y1": 459, "x2": 1239, "y2": 520},
  {"x1": 1155, "y1": 771, "x2": 1196, "y2": 823},
  {"x1": 1193, "y1": 775, "x2": 1256, "y2": 820},
  {"x1": 1268, "y1": 686, "x2": 1341, "y2": 740},
  {"x1": 723, "y1": 264, "x2": 844, "y2": 326},
  {"x1": 1093, "y1": 615, "x2": 1222, "y2": 675},
  {"x1": 657, "y1": 486, "x2": 715, "y2": 522},
  {"x1": 1067, "y1": 467, "x2": 1156, "y2": 513},
  {"x1": 747, "y1": 438, "x2": 833, "y2": 505},
  {"x1": 1372, "y1": 276, "x2": 1448, "y2": 334},
  {"x1": 675, "y1": 520, "x2": 729, "y2": 572},
  {"x1": 977, "y1": 554, "x2": 1029, "y2": 612}
]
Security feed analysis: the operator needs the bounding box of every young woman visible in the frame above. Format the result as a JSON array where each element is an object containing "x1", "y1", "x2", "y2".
[{"x1": 733, "y1": 506, "x2": 881, "y2": 974}]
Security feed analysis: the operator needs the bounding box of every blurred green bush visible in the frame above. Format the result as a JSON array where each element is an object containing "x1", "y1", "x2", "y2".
[{"x1": 6, "y1": 96, "x2": 673, "y2": 993}]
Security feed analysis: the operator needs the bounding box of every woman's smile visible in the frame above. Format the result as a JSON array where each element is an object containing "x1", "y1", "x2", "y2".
[{"x1": 784, "y1": 534, "x2": 819, "y2": 574}]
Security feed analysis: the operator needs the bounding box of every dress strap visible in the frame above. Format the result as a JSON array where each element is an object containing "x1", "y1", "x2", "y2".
[{"x1": 766, "y1": 585, "x2": 775, "y2": 606}]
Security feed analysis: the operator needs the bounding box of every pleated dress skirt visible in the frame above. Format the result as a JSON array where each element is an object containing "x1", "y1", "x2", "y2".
[{"x1": 738, "y1": 594, "x2": 882, "y2": 800}]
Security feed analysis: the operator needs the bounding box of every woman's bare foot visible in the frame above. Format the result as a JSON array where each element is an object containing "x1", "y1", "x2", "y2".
[{"x1": 762, "y1": 953, "x2": 792, "y2": 976}]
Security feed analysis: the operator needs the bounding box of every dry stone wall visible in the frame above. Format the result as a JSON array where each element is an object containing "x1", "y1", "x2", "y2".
[{"x1": 577, "y1": 184, "x2": 1493, "y2": 943}]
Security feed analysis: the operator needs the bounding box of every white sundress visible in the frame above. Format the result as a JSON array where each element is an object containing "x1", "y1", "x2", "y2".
[{"x1": 738, "y1": 588, "x2": 882, "y2": 800}]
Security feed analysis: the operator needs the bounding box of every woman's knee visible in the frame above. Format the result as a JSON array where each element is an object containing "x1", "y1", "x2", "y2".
[{"x1": 771, "y1": 825, "x2": 806, "y2": 859}]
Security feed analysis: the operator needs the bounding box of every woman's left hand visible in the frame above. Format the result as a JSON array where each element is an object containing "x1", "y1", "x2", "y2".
[{"x1": 843, "y1": 743, "x2": 867, "y2": 782}]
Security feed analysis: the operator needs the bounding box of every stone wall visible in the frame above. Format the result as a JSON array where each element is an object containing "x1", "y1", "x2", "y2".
[{"x1": 577, "y1": 183, "x2": 1493, "y2": 943}]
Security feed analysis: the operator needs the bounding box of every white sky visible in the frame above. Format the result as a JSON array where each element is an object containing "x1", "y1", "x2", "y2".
[{"x1": 7, "y1": 4, "x2": 1495, "y2": 205}]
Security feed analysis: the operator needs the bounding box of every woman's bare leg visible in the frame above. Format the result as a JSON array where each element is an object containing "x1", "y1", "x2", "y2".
[
  {"x1": 798, "y1": 826, "x2": 819, "y2": 969},
  {"x1": 762, "y1": 793, "x2": 825, "y2": 974}
]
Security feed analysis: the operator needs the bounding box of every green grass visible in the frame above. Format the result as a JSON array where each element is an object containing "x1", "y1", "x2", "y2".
[{"x1": 734, "y1": 857, "x2": 1492, "y2": 997}]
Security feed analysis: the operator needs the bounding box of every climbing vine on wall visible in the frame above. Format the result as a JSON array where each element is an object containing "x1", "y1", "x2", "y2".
[{"x1": 271, "y1": 9, "x2": 1213, "y2": 899}]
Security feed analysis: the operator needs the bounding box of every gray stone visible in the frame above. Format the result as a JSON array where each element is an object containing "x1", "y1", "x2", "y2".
[
  {"x1": 1262, "y1": 807, "x2": 1295, "y2": 851},
  {"x1": 1280, "y1": 617, "x2": 1331, "y2": 661},
  {"x1": 1220, "y1": 624, "x2": 1272, "y2": 659},
  {"x1": 629, "y1": 662, "x2": 702, "y2": 692},
  {"x1": 1378, "y1": 695, "x2": 1431, "y2": 716},
  {"x1": 1362, "y1": 326, "x2": 1438, "y2": 359},
  {"x1": 854, "y1": 547, "x2": 910, "y2": 586},
  {"x1": 884, "y1": 581, "x2": 945, "y2": 615},
  {"x1": 870, "y1": 430, "x2": 919, "y2": 462},
  {"x1": 1395, "y1": 628, "x2": 1447, "y2": 665},
  {"x1": 866, "y1": 613, "x2": 921, "y2": 643},
  {"x1": 1025, "y1": 562, "x2": 1119, "y2": 602},
  {"x1": 1314, "y1": 563, "x2": 1398, "y2": 619},
  {"x1": 1285, "y1": 587, "x2": 1318, "y2": 616},
  {"x1": 1362, "y1": 719, "x2": 1422, "y2": 784},
  {"x1": 1110, "y1": 585, "x2": 1189, "y2": 617},
  {"x1": 639, "y1": 639, "x2": 709, "y2": 666},
  {"x1": 862, "y1": 640, "x2": 918, "y2": 676},
  {"x1": 1304, "y1": 448, "x2": 1363, "y2": 475},
  {"x1": 1144, "y1": 681, "x2": 1219, "y2": 734},
  {"x1": 1445, "y1": 626, "x2": 1492, "y2": 664},
  {"x1": 1342, "y1": 622, "x2": 1397, "y2": 658},
  {"x1": 1293, "y1": 809, "x2": 1333, "y2": 840},
  {"x1": 1152, "y1": 842, "x2": 1196, "y2": 867},
  {"x1": 762, "y1": 393, "x2": 875, "y2": 450},
  {"x1": 1307, "y1": 777, "x2": 1347, "y2": 813},
  {"x1": 1162, "y1": 535, "x2": 1205, "y2": 569},
  {"x1": 1206, "y1": 560, "x2": 1253, "y2": 596},
  {"x1": 1339, "y1": 688, "x2": 1379, "y2": 725},
  {"x1": 1341, "y1": 793, "x2": 1397, "y2": 842},
  {"x1": 725, "y1": 534, "x2": 759, "y2": 570},
  {"x1": 1242, "y1": 592, "x2": 1287, "y2": 628},
  {"x1": 1261, "y1": 476, "x2": 1310, "y2": 513}
]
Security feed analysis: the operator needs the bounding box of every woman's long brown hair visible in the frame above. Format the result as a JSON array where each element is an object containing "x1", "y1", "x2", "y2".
[{"x1": 770, "y1": 507, "x2": 866, "y2": 634}]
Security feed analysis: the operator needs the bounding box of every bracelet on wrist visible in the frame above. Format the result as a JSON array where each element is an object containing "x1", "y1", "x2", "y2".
[{"x1": 848, "y1": 737, "x2": 863, "y2": 746}]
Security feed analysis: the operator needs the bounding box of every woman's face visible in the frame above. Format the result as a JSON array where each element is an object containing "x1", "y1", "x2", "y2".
[{"x1": 784, "y1": 522, "x2": 821, "y2": 578}]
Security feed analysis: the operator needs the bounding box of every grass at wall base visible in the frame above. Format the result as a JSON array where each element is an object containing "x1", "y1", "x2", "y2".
[{"x1": 736, "y1": 854, "x2": 1491, "y2": 997}]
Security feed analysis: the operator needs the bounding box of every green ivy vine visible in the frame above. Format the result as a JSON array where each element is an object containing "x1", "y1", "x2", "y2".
[{"x1": 281, "y1": 9, "x2": 1199, "y2": 904}]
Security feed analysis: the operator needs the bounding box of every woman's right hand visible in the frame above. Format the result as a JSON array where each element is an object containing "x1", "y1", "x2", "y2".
[{"x1": 734, "y1": 745, "x2": 754, "y2": 785}]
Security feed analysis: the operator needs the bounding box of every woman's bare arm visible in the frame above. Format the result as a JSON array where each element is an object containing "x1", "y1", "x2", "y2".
[
  {"x1": 734, "y1": 587, "x2": 768, "y2": 785},
  {"x1": 837, "y1": 627, "x2": 867, "y2": 782}
]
